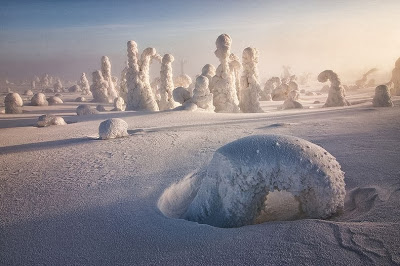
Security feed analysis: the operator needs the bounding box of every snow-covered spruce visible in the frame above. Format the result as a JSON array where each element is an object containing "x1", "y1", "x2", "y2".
[
  {"x1": 158, "y1": 54, "x2": 177, "y2": 111},
  {"x1": 261, "y1": 77, "x2": 280, "y2": 101},
  {"x1": 389, "y1": 57, "x2": 400, "y2": 96},
  {"x1": 79, "y1": 73, "x2": 91, "y2": 96},
  {"x1": 318, "y1": 70, "x2": 350, "y2": 107},
  {"x1": 47, "y1": 96, "x2": 63, "y2": 105},
  {"x1": 31, "y1": 93, "x2": 48, "y2": 106},
  {"x1": 76, "y1": 105, "x2": 99, "y2": 115},
  {"x1": 175, "y1": 135, "x2": 345, "y2": 228},
  {"x1": 229, "y1": 53, "x2": 241, "y2": 101},
  {"x1": 211, "y1": 34, "x2": 240, "y2": 113},
  {"x1": 201, "y1": 64, "x2": 216, "y2": 90},
  {"x1": 355, "y1": 68, "x2": 377, "y2": 89},
  {"x1": 126, "y1": 41, "x2": 159, "y2": 111},
  {"x1": 90, "y1": 70, "x2": 110, "y2": 103},
  {"x1": 36, "y1": 115, "x2": 66, "y2": 127},
  {"x1": 239, "y1": 47, "x2": 263, "y2": 113},
  {"x1": 119, "y1": 61, "x2": 129, "y2": 101},
  {"x1": 101, "y1": 56, "x2": 118, "y2": 100},
  {"x1": 373, "y1": 85, "x2": 393, "y2": 107},
  {"x1": 4, "y1": 93, "x2": 23, "y2": 114},
  {"x1": 173, "y1": 87, "x2": 191, "y2": 106},
  {"x1": 53, "y1": 79, "x2": 63, "y2": 93},
  {"x1": 112, "y1": 97, "x2": 126, "y2": 111},
  {"x1": 98, "y1": 118, "x2": 128, "y2": 140},
  {"x1": 174, "y1": 74, "x2": 192, "y2": 89},
  {"x1": 190, "y1": 75, "x2": 214, "y2": 111},
  {"x1": 282, "y1": 90, "x2": 303, "y2": 109}
]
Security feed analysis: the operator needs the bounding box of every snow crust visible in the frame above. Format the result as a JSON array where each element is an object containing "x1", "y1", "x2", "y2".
[
  {"x1": 181, "y1": 135, "x2": 346, "y2": 228},
  {"x1": 98, "y1": 118, "x2": 129, "y2": 140}
]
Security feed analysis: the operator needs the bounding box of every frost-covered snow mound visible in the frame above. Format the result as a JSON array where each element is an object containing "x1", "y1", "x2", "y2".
[
  {"x1": 36, "y1": 115, "x2": 66, "y2": 127},
  {"x1": 98, "y1": 118, "x2": 129, "y2": 140},
  {"x1": 160, "y1": 135, "x2": 346, "y2": 228}
]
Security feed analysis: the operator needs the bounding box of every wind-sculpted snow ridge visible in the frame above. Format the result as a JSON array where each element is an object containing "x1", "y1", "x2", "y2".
[
  {"x1": 126, "y1": 41, "x2": 160, "y2": 111},
  {"x1": 318, "y1": 70, "x2": 350, "y2": 107},
  {"x1": 160, "y1": 135, "x2": 346, "y2": 228},
  {"x1": 239, "y1": 47, "x2": 263, "y2": 113},
  {"x1": 211, "y1": 34, "x2": 240, "y2": 113},
  {"x1": 98, "y1": 118, "x2": 128, "y2": 140}
]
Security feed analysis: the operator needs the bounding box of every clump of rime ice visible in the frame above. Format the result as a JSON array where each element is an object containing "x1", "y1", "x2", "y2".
[
  {"x1": 201, "y1": 64, "x2": 216, "y2": 89},
  {"x1": 112, "y1": 97, "x2": 126, "y2": 111},
  {"x1": 373, "y1": 85, "x2": 393, "y2": 107},
  {"x1": 318, "y1": 70, "x2": 350, "y2": 107},
  {"x1": 158, "y1": 54, "x2": 177, "y2": 111},
  {"x1": 76, "y1": 104, "x2": 99, "y2": 115},
  {"x1": 4, "y1": 93, "x2": 23, "y2": 114},
  {"x1": 98, "y1": 118, "x2": 129, "y2": 140},
  {"x1": 211, "y1": 34, "x2": 240, "y2": 113},
  {"x1": 101, "y1": 56, "x2": 118, "y2": 100},
  {"x1": 47, "y1": 96, "x2": 63, "y2": 105},
  {"x1": 261, "y1": 77, "x2": 280, "y2": 101},
  {"x1": 190, "y1": 75, "x2": 214, "y2": 111},
  {"x1": 229, "y1": 53, "x2": 242, "y2": 101},
  {"x1": 90, "y1": 70, "x2": 109, "y2": 103},
  {"x1": 31, "y1": 93, "x2": 48, "y2": 106},
  {"x1": 178, "y1": 135, "x2": 346, "y2": 228},
  {"x1": 79, "y1": 73, "x2": 91, "y2": 96},
  {"x1": 239, "y1": 47, "x2": 263, "y2": 113},
  {"x1": 173, "y1": 87, "x2": 191, "y2": 106},
  {"x1": 126, "y1": 41, "x2": 160, "y2": 111}
]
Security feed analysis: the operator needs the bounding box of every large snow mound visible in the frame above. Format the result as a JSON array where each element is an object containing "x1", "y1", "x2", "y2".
[
  {"x1": 98, "y1": 118, "x2": 129, "y2": 140},
  {"x1": 160, "y1": 135, "x2": 346, "y2": 228}
]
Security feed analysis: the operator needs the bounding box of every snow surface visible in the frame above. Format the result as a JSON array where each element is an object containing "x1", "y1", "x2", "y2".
[{"x1": 0, "y1": 88, "x2": 400, "y2": 265}]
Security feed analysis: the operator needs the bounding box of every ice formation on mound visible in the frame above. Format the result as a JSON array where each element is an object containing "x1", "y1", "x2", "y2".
[
  {"x1": 355, "y1": 68, "x2": 378, "y2": 89},
  {"x1": 261, "y1": 77, "x2": 280, "y2": 101},
  {"x1": 76, "y1": 105, "x2": 99, "y2": 115},
  {"x1": 201, "y1": 64, "x2": 216, "y2": 91},
  {"x1": 101, "y1": 56, "x2": 118, "y2": 100},
  {"x1": 90, "y1": 70, "x2": 110, "y2": 103},
  {"x1": 158, "y1": 54, "x2": 177, "y2": 111},
  {"x1": 190, "y1": 75, "x2": 214, "y2": 111},
  {"x1": 389, "y1": 57, "x2": 400, "y2": 96},
  {"x1": 36, "y1": 115, "x2": 66, "y2": 127},
  {"x1": 282, "y1": 90, "x2": 303, "y2": 109},
  {"x1": 126, "y1": 41, "x2": 160, "y2": 111},
  {"x1": 24, "y1": 89, "x2": 33, "y2": 96},
  {"x1": 53, "y1": 79, "x2": 63, "y2": 93},
  {"x1": 177, "y1": 135, "x2": 345, "y2": 228},
  {"x1": 98, "y1": 118, "x2": 129, "y2": 140},
  {"x1": 318, "y1": 70, "x2": 350, "y2": 107},
  {"x1": 239, "y1": 47, "x2": 263, "y2": 113},
  {"x1": 4, "y1": 93, "x2": 23, "y2": 114},
  {"x1": 31, "y1": 93, "x2": 48, "y2": 106},
  {"x1": 79, "y1": 73, "x2": 91, "y2": 96},
  {"x1": 47, "y1": 96, "x2": 63, "y2": 105},
  {"x1": 112, "y1": 97, "x2": 126, "y2": 111},
  {"x1": 373, "y1": 85, "x2": 393, "y2": 107},
  {"x1": 211, "y1": 34, "x2": 240, "y2": 113}
]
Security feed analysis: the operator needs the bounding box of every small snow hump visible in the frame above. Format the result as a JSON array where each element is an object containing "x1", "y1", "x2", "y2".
[
  {"x1": 98, "y1": 118, "x2": 129, "y2": 140},
  {"x1": 172, "y1": 135, "x2": 346, "y2": 228}
]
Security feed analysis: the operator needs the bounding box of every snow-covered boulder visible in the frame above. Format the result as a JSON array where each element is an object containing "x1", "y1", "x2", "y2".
[
  {"x1": 98, "y1": 118, "x2": 129, "y2": 140},
  {"x1": 31, "y1": 93, "x2": 48, "y2": 106},
  {"x1": 36, "y1": 115, "x2": 66, "y2": 127},
  {"x1": 47, "y1": 96, "x2": 63, "y2": 105},
  {"x1": 4, "y1": 93, "x2": 23, "y2": 114},
  {"x1": 163, "y1": 135, "x2": 345, "y2": 228},
  {"x1": 372, "y1": 85, "x2": 393, "y2": 107},
  {"x1": 76, "y1": 105, "x2": 99, "y2": 115}
]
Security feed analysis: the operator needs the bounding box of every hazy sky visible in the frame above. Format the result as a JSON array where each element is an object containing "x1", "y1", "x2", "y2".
[{"x1": 1, "y1": 0, "x2": 399, "y2": 83}]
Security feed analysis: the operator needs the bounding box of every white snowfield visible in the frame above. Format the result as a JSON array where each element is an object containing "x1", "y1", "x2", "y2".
[
  {"x1": 180, "y1": 135, "x2": 345, "y2": 228},
  {"x1": 0, "y1": 88, "x2": 399, "y2": 265}
]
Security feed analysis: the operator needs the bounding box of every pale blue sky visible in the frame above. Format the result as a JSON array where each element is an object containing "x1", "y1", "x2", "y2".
[{"x1": 1, "y1": 0, "x2": 399, "y2": 82}]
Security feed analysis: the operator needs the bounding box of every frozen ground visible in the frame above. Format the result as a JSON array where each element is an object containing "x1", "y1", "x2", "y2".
[{"x1": 1, "y1": 87, "x2": 399, "y2": 265}]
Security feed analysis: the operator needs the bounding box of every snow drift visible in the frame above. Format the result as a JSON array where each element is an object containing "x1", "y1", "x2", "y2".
[{"x1": 159, "y1": 135, "x2": 346, "y2": 228}]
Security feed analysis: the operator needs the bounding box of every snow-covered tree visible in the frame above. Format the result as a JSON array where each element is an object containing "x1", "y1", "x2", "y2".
[
  {"x1": 373, "y1": 85, "x2": 393, "y2": 107},
  {"x1": 158, "y1": 54, "x2": 177, "y2": 111},
  {"x1": 53, "y1": 79, "x2": 63, "y2": 92},
  {"x1": 79, "y1": 73, "x2": 91, "y2": 95},
  {"x1": 318, "y1": 70, "x2": 350, "y2": 107},
  {"x1": 101, "y1": 56, "x2": 118, "y2": 100},
  {"x1": 191, "y1": 75, "x2": 214, "y2": 112},
  {"x1": 389, "y1": 57, "x2": 400, "y2": 96},
  {"x1": 4, "y1": 93, "x2": 23, "y2": 114},
  {"x1": 90, "y1": 70, "x2": 110, "y2": 103}
]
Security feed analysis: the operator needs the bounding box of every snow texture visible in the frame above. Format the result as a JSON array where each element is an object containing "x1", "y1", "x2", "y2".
[
  {"x1": 372, "y1": 85, "x2": 393, "y2": 107},
  {"x1": 191, "y1": 75, "x2": 214, "y2": 111},
  {"x1": 389, "y1": 57, "x2": 400, "y2": 96},
  {"x1": 211, "y1": 34, "x2": 240, "y2": 113},
  {"x1": 101, "y1": 56, "x2": 118, "y2": 100},
  {"x1": 4, "y1": 93, "x2": 23, "y2": 114},
  {"x1": 47, "y1": 96, "x2": 63, "y2": 105},
  {"x1": 182, "y1": 135, "x2": 346, "y2": 228},
  {"x1": 36, "y1": 115, "x2": 66, "y2": 127},
  {"x1": 31, "y1": 93, "x2": 48, "y2": 106},
  {"x1": 158, "y1": 54, "x2": 177, "y2": 111},
  {"x1": 126, "y1": 41, "x2": 159, "y2": 111},
  {"x1": 76, "y1": 105, "x2": 99, "y2": 116},
  {"x1": 318, "y1": 70, "x2": 350, "y2": 107},
  {"x1": 112, "y1": 97, "x2": 126, "y2": 111},
  {"x1": 79, "y1": 73, "x2": 91, "y2": 96},
  {"x1": 239, "y1": 47, "x2": 263, "y2": 113},
  {"x1": 98, "y1": 118, "x2": 129, "y2": 140},
  {"x1": 90, "y1": 70, "x2": 110, "y2": 103}
]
